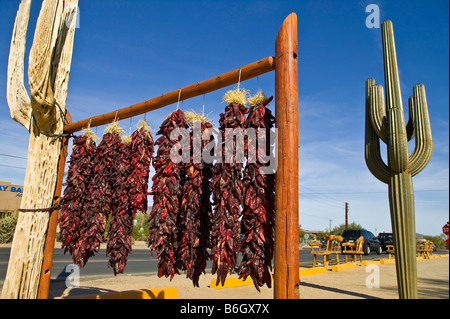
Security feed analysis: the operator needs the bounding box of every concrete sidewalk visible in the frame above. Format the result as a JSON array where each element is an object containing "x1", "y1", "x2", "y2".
[{"x1": 51, "y1": 254, "x2": 449, "y2": 299}]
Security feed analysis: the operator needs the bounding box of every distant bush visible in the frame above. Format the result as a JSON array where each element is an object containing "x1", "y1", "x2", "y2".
[
  {"x1": 0, "y1": 213, "x2": 18, "y2": 244},
  {"x1": 132, "y1": 214, "x2": 149, "y2": 241},
  {"x1": 330, "y1": 222, "x2": 363, "y2": 236},
  {"x1": 423, "y1": 235, "x2": 448, "y2": 250}
]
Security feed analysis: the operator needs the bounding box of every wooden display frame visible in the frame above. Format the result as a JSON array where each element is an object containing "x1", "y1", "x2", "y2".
[{"x1": 38, "y1": 13, "x2": 299, "y2": 299}]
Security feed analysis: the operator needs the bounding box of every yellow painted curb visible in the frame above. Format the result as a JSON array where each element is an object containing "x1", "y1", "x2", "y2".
[
  {"x1": 361, "y1": 260, "x2": 381, "y2": 266},
  {"x1": 210, "y1": 276, "x2": 256, "y2": 289},
  {"x1": 56, "y1": 287, "x2": 178, "y2": 299},
  {"x1": 331, "y1": 262, "x2": 356, "y2": 271},
  {"x1": 380, "y1": 258, "x2": 395, "y2": 264},
  {"x1": 210, "y1": 267, "x2": 328, "y2": 289},
  {"x1": 300, "y1": 267, "x2": 327, "y2": 276},
  {"x1": 416, "y1": 256, "x2": 424, "y2": 261}
]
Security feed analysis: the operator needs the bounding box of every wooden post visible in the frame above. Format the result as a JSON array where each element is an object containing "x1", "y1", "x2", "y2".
[
  {"x1": 37, "y1": 111, "x2": 72, "y2": 299},
  {"x1": 345, "y1": 202, "x2": 349, "y2": 229},
  {"x1": 274, "y1": 12, "x2": 299, "y2": 299}
]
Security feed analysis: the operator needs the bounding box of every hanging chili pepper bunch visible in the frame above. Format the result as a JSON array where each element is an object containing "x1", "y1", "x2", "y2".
[
  {"x1": 177, "y1": 112, "x2": 214, "y2": 287},
  {"x1": 107, "y1": 121, "x2": 155, "y2": 275},
  {"x1": 106, "y1": 133, "x2": 133, "y2": 275},
  {"x1": 128, "y1": 120, "x2": 155, "y2": 216},
  {"x1": 147, "y1": 109, "x2": 188, "y2": 280},
  {"x1": 238, "y1": 92, "x2": 275, "y2": 292},
  {"x1": 195, "y1": 120, "x2": 214, "y2": 286},
  {"x1": 74, "y1": 122, "x2": 125, "y2": 267},
  {"x1": 59, "y1": 128, "x2": 98, "y2": 261},
  {"x1": 210, "y1": 88, "x2": 249, "y2": 287}
]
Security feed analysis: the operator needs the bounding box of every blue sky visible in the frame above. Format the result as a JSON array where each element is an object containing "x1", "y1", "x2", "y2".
[{"x1": 0, "y1": 0, "x2": 448, "y2": 236}]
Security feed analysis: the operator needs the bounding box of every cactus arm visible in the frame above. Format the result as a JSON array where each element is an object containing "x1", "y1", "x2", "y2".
[
  {"x1": 7, "y1": 0, "x2": 32, "y2": 131},
  {"x1": 406, "y1": 97, "x2": 415, "y2": 141},
  {"x1": 365, "y1": 123, "x2": 390, "y2": 184},
  {"x1": 365, "y1": 79, "x2": 390, "y2": 184},
  {"x1": 382, "y1": 20, "x2": 409, "y2": 173},
  {"x1": 409, "y1": 84, "x2": 433, "y2": 177},
  {"x1": 370, "y1": 84, "x2": 389, "y2": 143}
]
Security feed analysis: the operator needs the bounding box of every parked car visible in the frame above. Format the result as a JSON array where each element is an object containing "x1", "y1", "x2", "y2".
[
  {"x1": 378, "y1": 232, "x2": 394, "y2": 252},
  {"x1": 341, "y1": 229, "x2": 382, "y2": 255}
]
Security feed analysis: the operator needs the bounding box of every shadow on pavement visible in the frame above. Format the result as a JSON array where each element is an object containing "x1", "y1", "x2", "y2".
[
  {"x1": 299, "y1": 281, "x2": 382, "y2": 299},
  {"x1": 418, "y1": 277, "x2": 449, "y2": 299}
]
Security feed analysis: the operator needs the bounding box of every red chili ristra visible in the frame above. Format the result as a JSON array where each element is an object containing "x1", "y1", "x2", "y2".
[
  {"x1": 106, "y1": 137, "x2": 133, "y2": 275},
  {"x1": 106, "y1": 124, "x2": 155, "y2": 275},
  {"x1": 75, "y1": 129, "x2": 123, "y2": 267},
  {"x1": 210, "y1": 101, "x2": 248, "y2": 287},
  {"x1": 178, "y1": 120, "x2": 214, "y2": 286},
  {"x1": 147, "y1": 110, "x2": 188, "y2": 280},
  {"x1": 239, "y1": 96, "x2": 275, "y2": 292},
  {"x1": 59, "y1": 134, "x2": 97, "y2": 261},
  {"x1": 128, "y1": 123, "x2": 154, "y2": 217}
]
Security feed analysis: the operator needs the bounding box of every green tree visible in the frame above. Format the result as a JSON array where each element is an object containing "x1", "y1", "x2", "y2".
[
  {"x1": 0, "y1": 213, "x2": 18, "y2": 244},
  {"x1": 423, "y1": 235, "x2": 448, "y2": 250},
  {"x1": 132, "y1": 214, "x2": 149, "y2": 241},
  {"x1": 330, "y1": 222, "x2": 363, "y2": 236}
]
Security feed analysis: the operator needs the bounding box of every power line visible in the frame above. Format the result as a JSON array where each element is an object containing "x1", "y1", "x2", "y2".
[
  {"x1": 300, "y1": 189, "x2": 448, "y2": 194},
  {"x1": 0, "y1": 153, "x2": 27, "y2": 160},
  {"x1": 299, "y1": 184, "x2": 344, "y2": 209},
  {"x1": 0, "y1": 164, "x2": 26, "y2": 170},
  {"x1": 300, "y1": 193, "x2": 342, "y2": 210},
  {"x1": 0, "y1": 133, "x2": 29, "y2": 141}
]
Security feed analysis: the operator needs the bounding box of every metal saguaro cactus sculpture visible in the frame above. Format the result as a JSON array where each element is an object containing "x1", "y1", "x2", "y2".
[{"x1": 365, "y1": 20, "x2": 433, "y2": 299}]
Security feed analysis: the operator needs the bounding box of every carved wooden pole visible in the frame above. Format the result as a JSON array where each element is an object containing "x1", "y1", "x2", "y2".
[
  {"x1": 2, "y1": 0, "x2": 78, "y2": 299},
  {"x1": 365, "y1": 21, "x2": 433, "y2": 299},
  {"x1": 37, "y1": 111, "x2": 72, "y2": 299},
  {"x1": 274, "y1": 12, "x2": 299, "y2": 299}
]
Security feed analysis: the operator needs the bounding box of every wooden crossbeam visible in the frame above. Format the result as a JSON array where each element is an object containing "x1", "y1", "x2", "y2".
[{"x1": 64, "y1": 56, "x2": 275, "y2": 134}]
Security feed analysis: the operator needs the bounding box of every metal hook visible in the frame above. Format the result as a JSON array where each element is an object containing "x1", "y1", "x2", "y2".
[
  {"x1": 176, "y1": 89, "x2": 182, "y2": 110},
  {"x1": 202, "y1": 94, "x2": 206, "y2": 116},
  {"x1": 237, "y1": 69, "x2": 242, "y2": 90},
  {"x1": 129, "y1": 117, "x2": 132, "y2": 136}
]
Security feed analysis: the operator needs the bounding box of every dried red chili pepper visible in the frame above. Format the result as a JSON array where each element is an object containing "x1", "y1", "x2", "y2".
[
  {"x1": 178, "y1": 118, "x2": 214, "y2": 286},
  {"x1": 210, "y1": 90, "x2": 248, "y2": 287},
  {"x1": 239, "y1": 96, "x2": 275, "y2": 292},
  {"x1": 147, "y1": 109, "x2": 188, "y2": 280},
  {"x1": 59, "y1": 132, "x2": 97, "y2": 261}
]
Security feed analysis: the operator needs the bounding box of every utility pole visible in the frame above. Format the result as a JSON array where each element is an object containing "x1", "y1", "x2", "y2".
[{"x1": 345, "y1": 202, "x2": 349, "y2": 229}]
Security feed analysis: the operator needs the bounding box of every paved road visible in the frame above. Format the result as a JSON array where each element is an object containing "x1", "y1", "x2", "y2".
[{"x1": 0, "y1": 244, "x2": 397, "y2": 289}]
